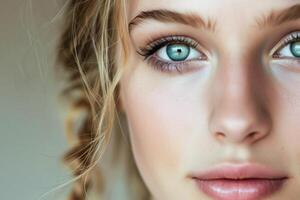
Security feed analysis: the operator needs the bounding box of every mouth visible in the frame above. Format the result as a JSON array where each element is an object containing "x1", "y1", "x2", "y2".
[{"x1": 190, "y1": 163, "x2": 289, "y2": 200}]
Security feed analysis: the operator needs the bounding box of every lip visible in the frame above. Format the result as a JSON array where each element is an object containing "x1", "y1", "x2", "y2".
[{"x1": 190, "y1": 163, "x2": 289, "y2": 200}]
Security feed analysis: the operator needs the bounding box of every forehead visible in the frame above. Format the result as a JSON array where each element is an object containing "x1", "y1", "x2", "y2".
[
  {"x1": 126, "y1": 0, "x2": 300, "y2": 45},
  {"x1": 128, "y1": 0, "x2": 298, "y2": 25}
]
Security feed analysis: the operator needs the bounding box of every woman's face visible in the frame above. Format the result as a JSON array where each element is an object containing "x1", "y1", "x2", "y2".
[{"x1": 118, "y1": 0, "x2": 300, "y2": 199}]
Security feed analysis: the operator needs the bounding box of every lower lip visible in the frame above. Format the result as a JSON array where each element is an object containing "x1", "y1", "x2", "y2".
[{"x1": 194, "y1": 178, "x2": 287, "y2": 200}]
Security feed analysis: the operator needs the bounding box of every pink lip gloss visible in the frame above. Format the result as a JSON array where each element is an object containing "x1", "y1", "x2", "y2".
[{"x1": 195, "y1": 178, "x2": 286, "y2": 200}]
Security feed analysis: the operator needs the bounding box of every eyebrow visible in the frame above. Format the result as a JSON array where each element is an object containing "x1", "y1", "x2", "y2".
[
  {"x1": 128, "y1": 9, "x2": 217, "y2": 33},
  {"x1": 255, "y1": 4, "x2": 300, "y2": 28},
  {"x1": 128, "y1": 4, "x2": 300, "y2": 33}
]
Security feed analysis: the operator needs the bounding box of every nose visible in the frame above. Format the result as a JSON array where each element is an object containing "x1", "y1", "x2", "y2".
[{"x1": 208, "y1": 61, "x2": 272, "y2": 145}]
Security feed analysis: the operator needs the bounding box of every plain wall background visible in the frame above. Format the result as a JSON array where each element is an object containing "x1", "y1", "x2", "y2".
[{"x1": 0, "y1": 0, "x2": 72, "y2": 199}]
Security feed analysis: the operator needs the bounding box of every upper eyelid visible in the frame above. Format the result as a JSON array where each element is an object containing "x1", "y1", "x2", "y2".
[
  {"x1": 143, "y1": 35, "x2": 199, "y2": 51},
  {"x1": 152, "y1": 36, "x2": 198, "y2": 46}
]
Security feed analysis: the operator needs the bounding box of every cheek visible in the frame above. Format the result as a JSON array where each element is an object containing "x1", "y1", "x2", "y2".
[
  {"x1": 279, "y1": 99, "x2": 300, "y2": 170},
  {"x1": 126, "y1": 93, "x2": 182, "y2": 170},
  {"x1": 266, "y1": 79, "x2": 300, "y2": 175},
  {"x1": 120, "y1": 67, "x2": 210, "y2": 178},
  {"x1": 124, "y1": 82, "x2": 191, "y2": 170}
]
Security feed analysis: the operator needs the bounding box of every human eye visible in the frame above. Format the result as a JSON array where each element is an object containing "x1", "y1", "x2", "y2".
[
  {"x1": 137, "y1": 35, "x2": 208, "y2": 74},
  {"x1": 271, "y1": 31, "x2": 300, "y2": 69}
]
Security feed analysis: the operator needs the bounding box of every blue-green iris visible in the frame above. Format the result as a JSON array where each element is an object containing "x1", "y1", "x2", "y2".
[
  {"x1": 166, "y1": 44, "x2": 190, "y2": 61},
  {"x1": 290, "y1": 41, "x2": 300, "y2": 57}
]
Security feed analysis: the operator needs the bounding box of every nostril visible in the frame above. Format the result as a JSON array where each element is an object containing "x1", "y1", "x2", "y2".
[
  {"x1": 248, "y1": 132, "x2": 256, "y2": 138},
  {"x1": 208, "y1": 99, "x2": 272, "y2": 144},
  {"x1": 215, "y1": 132, "x2": 226, "y2": 141},
  {"x1": 214, "y1": 130, "x2": 264, "y2": 144},
  {"x1": 247, "y1": 131, "x2": 259, "y2": 141}
]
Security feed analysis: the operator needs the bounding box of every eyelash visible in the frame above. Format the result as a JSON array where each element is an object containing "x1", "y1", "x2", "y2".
[
  {"x1": 137, "y1": 35, "x2": 203, "y2": 73},
  {"x1": 273, "y1": 31, "x2": 300, "y2": 58},
  {"x1": 137, "y1": 32, "x2": 300, "y2": 74}
]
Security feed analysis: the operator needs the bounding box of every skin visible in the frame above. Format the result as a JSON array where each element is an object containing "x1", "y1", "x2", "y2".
[{"x1": 118, "y1": 0, "x2": 300, "y2": 199}]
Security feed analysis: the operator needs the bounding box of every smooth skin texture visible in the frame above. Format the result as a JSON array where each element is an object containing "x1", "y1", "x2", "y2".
[{"x1": 118, "y1": 0, "x2": 300, "y2": 199}]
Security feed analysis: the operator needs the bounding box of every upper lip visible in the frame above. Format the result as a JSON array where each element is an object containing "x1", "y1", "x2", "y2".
[{"x1": 190, "y1": 163, "x2": 289, "y2": 180}]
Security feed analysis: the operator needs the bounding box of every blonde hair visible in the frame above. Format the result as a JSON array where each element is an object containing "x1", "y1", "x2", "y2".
[{"x1": 56, "y1": 0, "x2": 150, "y2": 199}]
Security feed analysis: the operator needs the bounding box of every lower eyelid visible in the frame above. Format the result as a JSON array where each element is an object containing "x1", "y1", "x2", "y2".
[
  {"x1": 151, "y1": 53, "x2": 206, "y2": 64},
  {"x1": 270, "y1": 59, "x2": 300, "y2": 72},
  {"x1": 146, "y1": 56, "x2": 209, "y2": 74}
]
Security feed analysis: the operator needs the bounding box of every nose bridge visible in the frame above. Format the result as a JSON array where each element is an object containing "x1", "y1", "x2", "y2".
[
  {"x1": 209, "y1": 58, "x2": 271, "y2": 145},
  {"x1": 218, "y1": 59, "x2": 257, "y2": 110}
]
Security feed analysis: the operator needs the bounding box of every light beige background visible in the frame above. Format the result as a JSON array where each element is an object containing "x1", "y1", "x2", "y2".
[{"x1": 0, "y1": 0, "x2": 71, "y2": 199}]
